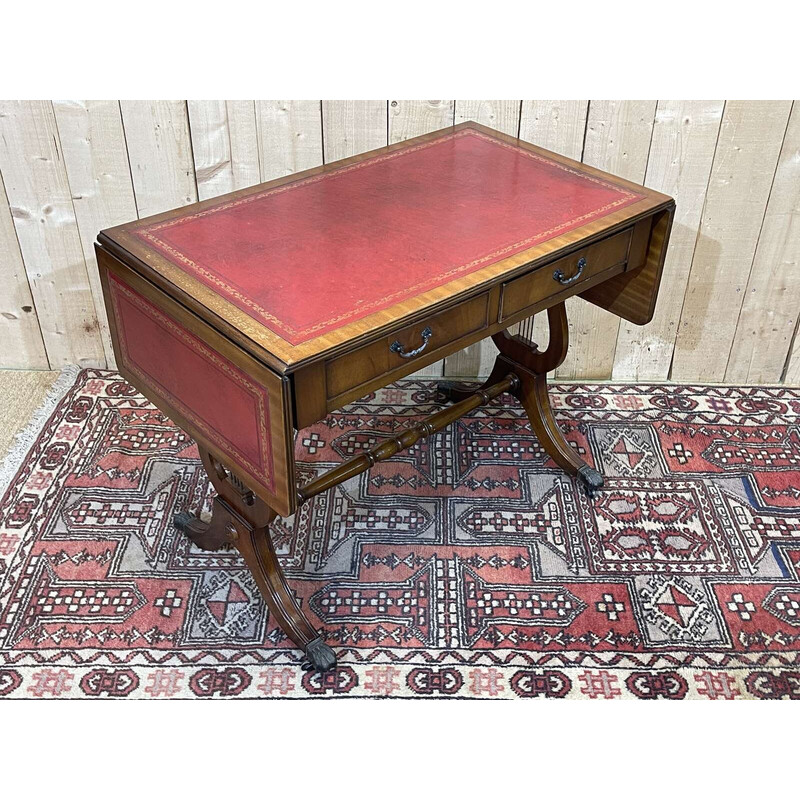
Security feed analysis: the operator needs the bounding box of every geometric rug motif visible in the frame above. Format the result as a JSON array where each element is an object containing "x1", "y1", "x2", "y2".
[{"x1": 1, "y1": 372, "x2": 799, "y2": 699}]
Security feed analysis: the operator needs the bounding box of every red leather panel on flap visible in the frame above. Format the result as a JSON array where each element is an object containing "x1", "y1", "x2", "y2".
[
  {"x1": 108, "y1": 273, "x2": 274, "y2": 490},
  {"x1": 134, "y1": 129, "x2": 644, "y2": 345}
]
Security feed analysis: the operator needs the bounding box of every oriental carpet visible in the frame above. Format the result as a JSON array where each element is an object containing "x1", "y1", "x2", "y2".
[{"x1": 1, "y1": 369, "x2": 799, "y2": 699}]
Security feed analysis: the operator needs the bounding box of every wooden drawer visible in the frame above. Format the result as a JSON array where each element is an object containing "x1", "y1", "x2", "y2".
[
  {"x1": 499, "y1": 227, "x2": 633, "y2": 321},
  {"x1": 326, "y1": 292, "x2": 490, "y2": 400}
]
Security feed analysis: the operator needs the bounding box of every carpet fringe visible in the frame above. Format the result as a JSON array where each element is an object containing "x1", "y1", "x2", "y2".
[{"x1": 0, "y1": 364, "x2": 81, "y2": 497}]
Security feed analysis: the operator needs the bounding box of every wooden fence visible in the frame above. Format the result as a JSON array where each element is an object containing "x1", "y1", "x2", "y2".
[{"x1": 1, "y1": 100, "x2": 798, "y2": 384}]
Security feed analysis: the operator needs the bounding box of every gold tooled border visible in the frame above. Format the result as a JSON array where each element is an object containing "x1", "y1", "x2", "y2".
[
  {"x1": 134, "y1": 129, "x2": 643, "y2": 345},
  {"x1": 110, "y1": 276, "x2": 275, "y2": 490}
]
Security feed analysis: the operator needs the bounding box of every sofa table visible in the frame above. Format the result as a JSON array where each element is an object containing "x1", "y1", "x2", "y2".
[{"x1": 96, "y1": 121, "x2": 675, "y2": 671}]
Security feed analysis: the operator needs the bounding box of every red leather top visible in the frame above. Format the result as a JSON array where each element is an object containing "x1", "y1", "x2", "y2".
[{"x1": 133, "y1": 129, "x2": 643, "y2": 346}]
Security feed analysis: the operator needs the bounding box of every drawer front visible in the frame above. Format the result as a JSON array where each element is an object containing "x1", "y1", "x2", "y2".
[
  {"x1": 326, "y1": 292, "x2": 489, "y2": 400},
  {"x1": 98, "y1": 248, "x2": 296, "y2": 517},
  {"x1": 499, "y1": 228, "x2": 632, "y2": 321}
]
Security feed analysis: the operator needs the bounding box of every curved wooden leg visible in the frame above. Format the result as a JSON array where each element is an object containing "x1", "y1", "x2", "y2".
[
  {"x1": 487, "y1": 304, "x2": 604, "y2": 494},
  {"x1": 174, "y1": 448, "x2": 336, "y2": 671},
  {"x1": 514, "y1": 367, "x2": 603, "y2": 494},
  {"x1": 231, "y1": 511, "x2": 336, "y2": 672}
]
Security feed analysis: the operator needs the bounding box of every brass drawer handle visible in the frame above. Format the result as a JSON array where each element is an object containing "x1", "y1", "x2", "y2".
[
  {"x1": 553, "y1": 257, "x2": 586, "y2": 285},
  {"x1": 390, "y1": 326, "x2": 433, "y2": 358}
]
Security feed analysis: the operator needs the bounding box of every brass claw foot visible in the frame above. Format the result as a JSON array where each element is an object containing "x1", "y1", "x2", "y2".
[
  {"x1": 577, "y1": 465, "x2": 604, "y2": 497},
  {"x1": 173, "y1": 508, "x2": 232, "y2": 551},
  {"x1": 303, "y1": 637, "x2": 338, "y2": 672}
]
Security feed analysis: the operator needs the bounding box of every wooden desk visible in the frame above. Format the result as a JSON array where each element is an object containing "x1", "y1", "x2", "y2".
[{"x1": 96, "y1": 122, "x2": 674, "y2": 671}]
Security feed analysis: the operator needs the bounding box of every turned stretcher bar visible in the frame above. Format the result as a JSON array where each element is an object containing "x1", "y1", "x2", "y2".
[{"x1": 296, "y1": 373, "x2": 521, "y2": 505}]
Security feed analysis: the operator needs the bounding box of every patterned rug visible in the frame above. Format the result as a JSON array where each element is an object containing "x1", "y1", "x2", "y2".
[{"x1": 1, "y1": 369, "x2": 799, "y2": 700}]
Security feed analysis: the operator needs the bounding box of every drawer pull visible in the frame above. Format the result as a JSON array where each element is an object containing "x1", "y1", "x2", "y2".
[
  {"x1": 553, "y1": 257, "x2": 586, "y2": 285},
  {"x1": 390, "y1": 326, "x2": 433, "y2": 358}
]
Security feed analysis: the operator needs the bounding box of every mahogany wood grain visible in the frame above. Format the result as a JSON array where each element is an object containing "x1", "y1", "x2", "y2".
[
  {"x1": 579, "y1": 207, "x2": 674, "y2": 325},
  {"x1": 291, "y1": 360, "x2": 328, "y2": 430},
  {"x1": 499, "y1": 227, "x2": 632, "y2": 321},
  {"x1": 325, "y1": 292, "x2": 489, "y2": 401}
]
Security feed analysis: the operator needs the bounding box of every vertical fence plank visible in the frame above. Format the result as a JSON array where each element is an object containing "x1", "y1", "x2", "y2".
[
  {"x1": 119, "y1": 100, "x2": 197, "y2": 217},
  {"x1": 726, "y1": 102, "x2": 800, "y2": 384},
  {"x1": 612, "y1": 100, "x2": 724, "y2": 380},
  {"x1": 322, "y1": 100, "x2": 387, "y2": 162},
  {"x1": 557, "y1": 100, "x2": 657, "y2": 379},
  {"x1": 188, "y1": 100, "x2": 260, "y2": 200},
  {"x1": 227, "y1": 100, "x2": 262, "y2": 188},
  {"x1": 53, "y1": 100, "x2": 139, "y2": 369},
  {"x1": 454, "y1": 99, "x2": 520, "y2": 136},
  {"x1": 387, "y1": 100, "x2": 454, "y2": 378},
  {"x1": 0, "y1": 171, "x2": 48, "y2": 368},
  {"x1": 445, "y1": 100, "x2": 522, "y2": 377},
  {"x1": 785, "y1": 329, "x2": 800, "y2": 385},
  {"x1": 0, "y1": 100, "x2": 105, "y2": 368},
  {"x1": 388, "y1": 100, "x2": 454, "y2": 142},
  {"x1": 518, "y1": 100, "x2": 588, "y2": 159},
  {"x1": 255, "y1": 101, "x2": 323, "y2": 182},
  {"x1": 671, "y1": 101, "x2": 792, "y2": 382}
]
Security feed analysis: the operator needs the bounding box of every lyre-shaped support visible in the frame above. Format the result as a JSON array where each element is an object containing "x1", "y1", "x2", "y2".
[{"x1": 438, "y1": 302, "x2": 603, "y2": 494}]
